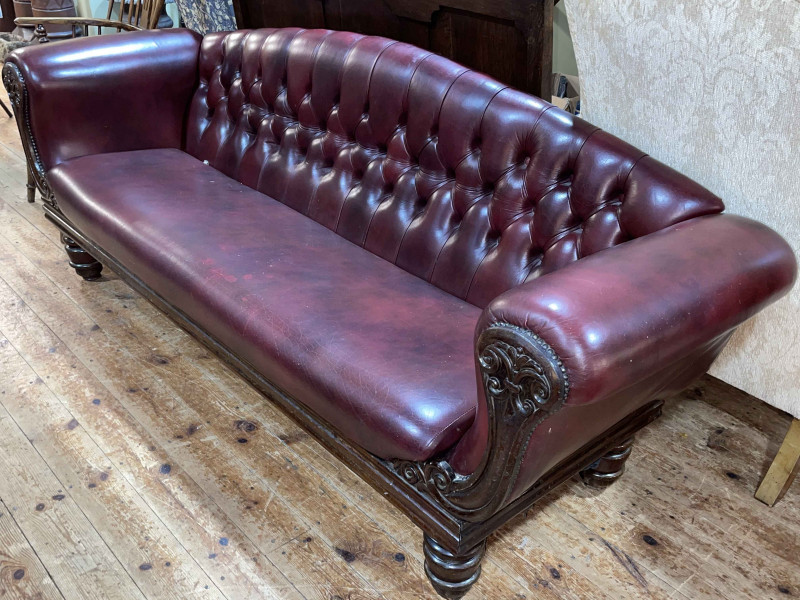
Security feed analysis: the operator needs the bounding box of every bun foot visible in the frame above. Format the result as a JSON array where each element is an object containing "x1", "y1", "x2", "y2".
[
  {"x1": 423, "y1": 535, "x2": 486, "y2": 599},
  {"x1": 61, "y1": 233, "x2": 103, "y2": 280},
  {"x1": 581, "y1": 437, "x2": 634, "y2": 487}
]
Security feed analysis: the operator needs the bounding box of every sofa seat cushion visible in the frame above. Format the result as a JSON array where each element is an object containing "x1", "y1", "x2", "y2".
[{"x1": 48, "y1": 148, "x2": 481, "y2": 461}]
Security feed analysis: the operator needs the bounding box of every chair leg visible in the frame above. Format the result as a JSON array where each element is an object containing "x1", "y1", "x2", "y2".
[
  {"x1": 26, "y1": 167, "x2": 36, "y2": 203},
  {"x1": 580, "y1": 437, "x2": 634, "y2": 487},
  {"x1": 60, "y1": 233, "x2": 103, "y2": 281},
  {"x1": 423, "y1": 535, "x2": 486, "y2": 599},
  {"x1": 756, "y1": 419, "x2": 800, "y2": 507},
  {"x1": 0, "y1": 96, "x2": 12, "y2": 118}
]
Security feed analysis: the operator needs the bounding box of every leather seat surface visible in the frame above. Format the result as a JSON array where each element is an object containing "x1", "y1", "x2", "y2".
[{"x1": 48, "y1": 148, "x2": 481, "y2": 461}]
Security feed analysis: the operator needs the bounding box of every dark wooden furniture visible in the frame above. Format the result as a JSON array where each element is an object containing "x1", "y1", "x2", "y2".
[
  {"x1": 231, "y1": 0, "x2": 554, "y2": 98},
  {"x1": 29, "y1": 0, "x2": 77, "y2": 40},
  {"x1": 1, "y1": 0, "x2": 17, "y2": 31},
  {"x1": 4, "y1": 29, "x2": 796, "y2": 599},
  {"x1": 15, "y1": 0, "x2": 164, "y2": 40}
]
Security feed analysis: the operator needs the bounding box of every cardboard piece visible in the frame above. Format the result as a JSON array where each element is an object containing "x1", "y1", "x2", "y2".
[{"x1": 552, "y1": 73, "x2": 581, "y2": 115}]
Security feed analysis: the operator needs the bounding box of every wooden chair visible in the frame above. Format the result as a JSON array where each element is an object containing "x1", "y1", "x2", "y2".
[{"x1": 15, "y1": 0, "x2": 165, "y2": 43}]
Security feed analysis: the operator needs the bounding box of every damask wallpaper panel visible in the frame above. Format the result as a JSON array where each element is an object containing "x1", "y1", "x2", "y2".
[{"x1": 565, "y1": 0, "x2": 799, "y2": 417}]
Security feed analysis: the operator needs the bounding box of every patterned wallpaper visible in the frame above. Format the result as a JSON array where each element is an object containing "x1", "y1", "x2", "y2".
[{"x1": 565, "y1": 0, "x2": 800, "y2": 417}]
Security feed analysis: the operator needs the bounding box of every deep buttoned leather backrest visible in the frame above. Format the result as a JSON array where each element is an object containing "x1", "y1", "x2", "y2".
[{"x1": 186, "y1": 28, "x2": 724, "y2": 308}]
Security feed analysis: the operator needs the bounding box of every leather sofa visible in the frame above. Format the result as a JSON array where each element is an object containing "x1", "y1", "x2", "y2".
[{"x1": 3, "y1": 28, "x2": 796, "y2": 599}]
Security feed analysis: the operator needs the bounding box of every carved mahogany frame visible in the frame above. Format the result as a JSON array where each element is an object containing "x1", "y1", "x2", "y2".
[
  {"x1": 390, "y1": 322, "x2": 569, "y2": 523},
  {"x1": 2, "y1": 62, "x2": 54, "y2": 205},
  {"x1": 5, "y1": 60, "x2": 664, "y2": 598}
]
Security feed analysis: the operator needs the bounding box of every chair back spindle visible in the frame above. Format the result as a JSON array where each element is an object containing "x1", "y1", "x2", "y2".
[{"x1": 106, "y1": 0, "x2": 162, "y2": 31}]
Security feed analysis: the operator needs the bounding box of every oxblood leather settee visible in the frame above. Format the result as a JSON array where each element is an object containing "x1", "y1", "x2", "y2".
[{"x1": 3, "y1": 28, "x2": 796, "y2": 598}]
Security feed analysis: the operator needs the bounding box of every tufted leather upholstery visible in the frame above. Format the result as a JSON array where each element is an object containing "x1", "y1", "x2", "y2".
[{"x1": 186, "y1": 29, "x2": 725, "y2": 307}]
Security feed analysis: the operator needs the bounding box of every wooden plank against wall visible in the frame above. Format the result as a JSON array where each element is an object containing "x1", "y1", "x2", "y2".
[{"x1": 756, "y1": 420, "x2": 800, "y2": 507}]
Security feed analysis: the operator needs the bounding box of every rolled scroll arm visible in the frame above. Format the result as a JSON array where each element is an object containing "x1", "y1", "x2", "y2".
[
  {"x1": 390, "y1": 322, "x2": 569, "y2": 522},
  {"x1": 388, "y1": 214, "x2": 796, "y2": 525},
  {"x1": 3, "y1": 29, "x2": 201, "y2": 186}
]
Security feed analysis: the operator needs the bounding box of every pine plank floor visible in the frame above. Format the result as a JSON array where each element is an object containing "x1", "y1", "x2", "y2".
[{"x1": 0, "y1": 85, "x2": 798, "y2": 600}]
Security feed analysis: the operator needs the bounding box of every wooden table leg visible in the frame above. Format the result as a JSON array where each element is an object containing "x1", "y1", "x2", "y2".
[{"x1": 755, "y1": 418, "x2": 800, "y2": 506}]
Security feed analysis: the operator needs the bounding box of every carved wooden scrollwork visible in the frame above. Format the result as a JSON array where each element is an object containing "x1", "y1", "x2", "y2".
[
  {"x1": 389, "y1": 322, "x2": 569, "y2": 522},
  {"x1": 2, "y1": 62, "x2": 56, "y2": 207}
]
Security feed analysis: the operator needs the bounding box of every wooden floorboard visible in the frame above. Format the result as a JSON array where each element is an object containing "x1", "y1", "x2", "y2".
[
  {"x1": 0, "y1": 498, "x2": 65, "y2": 600},
  {"x1": 0, "y1": 87, "x2": 798, "y2": 599},
  {"x1": 0, "y1": 364, "x2": 147, "y2": 600}
]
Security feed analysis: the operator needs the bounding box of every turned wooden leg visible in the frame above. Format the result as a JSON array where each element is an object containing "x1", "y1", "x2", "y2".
[
  {"x1": 26, "y1": 167, "x2": 36, "y2": 203},
  {"x1": 60, "y1": 233, "x2": 103, "y2": 281},
  {"x1": 580, "y1": 437, "x2": 634, "y2": 487},
  {"x1": 756, "y1": 419, "x2": 800, "y2": 506},
  {"x1": 423, "y1": 535, "x2": 486, "y2": 599}
]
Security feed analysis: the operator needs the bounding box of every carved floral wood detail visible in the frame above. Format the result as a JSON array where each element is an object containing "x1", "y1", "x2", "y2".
[
  {"x1": 389, "y1": 322, "x2": 569, "y2": 523},
  {"x1": 2, "y1": 61, "x2": 56, "y2": 206}
]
